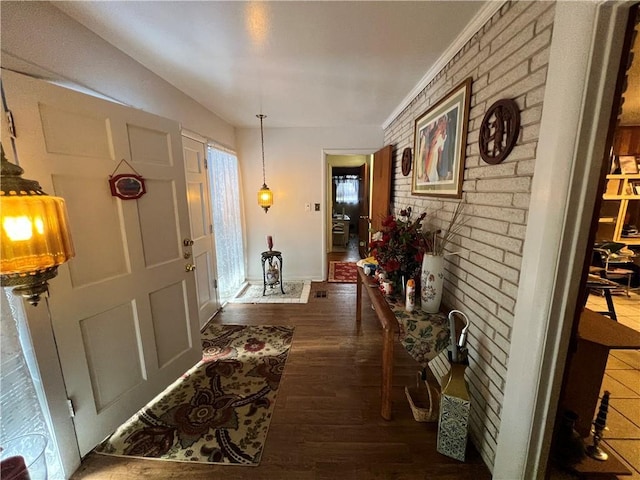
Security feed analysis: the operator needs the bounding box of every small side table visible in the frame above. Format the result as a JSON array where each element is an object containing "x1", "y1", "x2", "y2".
[{"x1": 261, "y1": 250, "x2": 285, "y2": 296}]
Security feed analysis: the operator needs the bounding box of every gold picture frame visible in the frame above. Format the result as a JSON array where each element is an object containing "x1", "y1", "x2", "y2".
[{"x1": 412, "y1": 78, "x2": 472, "y2": 198}]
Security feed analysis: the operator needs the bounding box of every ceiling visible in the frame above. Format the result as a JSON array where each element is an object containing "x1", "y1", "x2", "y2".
[{"x1": 54, "y1": 1, "x2": 489, "y2": 128}]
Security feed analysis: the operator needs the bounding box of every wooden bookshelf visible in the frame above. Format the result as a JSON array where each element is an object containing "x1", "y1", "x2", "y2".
[{"x1": 600, "y1": 174, "x2": 640, "y2": 245}]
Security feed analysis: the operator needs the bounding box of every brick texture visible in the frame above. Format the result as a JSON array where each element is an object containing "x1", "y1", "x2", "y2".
[{"x1": 383, "y1": 1, "x2": 555, "y2": 470}]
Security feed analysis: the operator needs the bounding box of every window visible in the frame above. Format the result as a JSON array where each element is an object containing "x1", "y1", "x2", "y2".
[
  {"x1": 334, "y1": 175, "x2": 359, "y2": 204},
  {"x1": 207, "y1": 146, "x2": 245, "y2": 303},
  {"x1": 1, "y1": 290, "x2": 64, "y2": 479}
]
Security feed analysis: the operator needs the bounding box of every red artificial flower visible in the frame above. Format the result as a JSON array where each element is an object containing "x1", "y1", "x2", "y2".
[{"x1": 370, "y1": 208, "x2": 428, "y2": 282}]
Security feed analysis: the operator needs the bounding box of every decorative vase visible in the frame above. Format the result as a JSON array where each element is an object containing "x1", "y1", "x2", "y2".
[
  {"x1": 421, "y1": 254, "x2": 444, "y2": 313},
  {"x1": 266, "y1": 263, "x2": 279, "y2": 285},
  {"x1": 437, "y1": 363, "x2": 470, "y2": 461},
  {"x1": 380, "y1": 280, "x2": 394, "y2": 296}
]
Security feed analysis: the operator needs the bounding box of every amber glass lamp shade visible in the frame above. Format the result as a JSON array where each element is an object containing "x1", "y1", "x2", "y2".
[
  {"x1": 0, "y1": 145, "x2": 75, "y2": 305},
  {"x1": 257, "y1": 183, "x2": 273, "y2": 213}
]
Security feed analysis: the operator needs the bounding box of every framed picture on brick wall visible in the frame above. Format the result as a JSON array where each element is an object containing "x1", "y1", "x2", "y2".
[{"x1": 412, "y1": 77, "x2": 472, "y2": 198}]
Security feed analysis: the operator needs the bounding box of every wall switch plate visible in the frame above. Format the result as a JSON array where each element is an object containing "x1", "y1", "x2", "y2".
[
  {"x1": 314, "y1": 203, "x2": 321, "y2": 211},
  {"x1": 305, "y1": 203, "x2": 311, "y2": 211}
]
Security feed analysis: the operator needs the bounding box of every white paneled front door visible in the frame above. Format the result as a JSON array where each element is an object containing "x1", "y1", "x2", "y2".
[
  {"x1": 182, "y1": 135, "x2": 219, "y2": 327},
  {"x1": 2, "y1": 71, "x2": 202, "y2": 456}
]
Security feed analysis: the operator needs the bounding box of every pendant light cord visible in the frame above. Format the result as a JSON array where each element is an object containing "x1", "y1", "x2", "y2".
[{"x1": 258, "y1": 114, "x2": 266, "y2": 186}]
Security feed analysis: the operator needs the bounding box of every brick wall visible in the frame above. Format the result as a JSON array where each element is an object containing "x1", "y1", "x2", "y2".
[{"x1": 383, "y1": 1, "x2": 555, "y2": 469}]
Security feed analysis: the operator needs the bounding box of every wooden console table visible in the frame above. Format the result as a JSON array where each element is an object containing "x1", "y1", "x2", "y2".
[
  {"x1": 559, "y1": 308, "x2": 640, "y2": 478},
  {"x1": 356, "y1": 267, "x2": 449, "y2": 420},
  {"x1": 562, "y1": 308, "x2": 640, "y2": 437},
  {"x1": 356, "y1": 266, "x2": 399, "y2": 420}
]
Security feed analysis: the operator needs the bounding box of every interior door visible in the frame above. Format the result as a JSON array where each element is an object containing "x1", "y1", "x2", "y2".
[
  {"x1": 182, "y1": 136, "x2": 219, "y2": 328},
  {"x1": 2, "y1": 70, "x2": 202, "y2": 455},
  {"x1": 358, "y1": 162, "x2": 370, "y2": 258},
  {"x1": 370, "y1": 145, "x2": 393, "y2": 234},
  {"x1": 359, "y1": 145, "x2": 393, "y2": 257}
]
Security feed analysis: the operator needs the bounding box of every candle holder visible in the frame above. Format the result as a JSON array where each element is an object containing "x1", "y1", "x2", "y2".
[{"x1": 586, "y1": 390, "x2": 610, "y2": 461}]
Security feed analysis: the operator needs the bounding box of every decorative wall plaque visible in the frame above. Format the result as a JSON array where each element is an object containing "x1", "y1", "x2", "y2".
[
  {"x1": 479, "y1": 99, "x2": 520, "y2": 165},
  {"x1": 109, "y1": 159, "x2": 146, "y2": 200},
  {"x1": 401, "y1": 147, "x2": 412, "y2": 176},
  {"x1": 109, "y1": 174, "x2": 146, "y2": 200}
]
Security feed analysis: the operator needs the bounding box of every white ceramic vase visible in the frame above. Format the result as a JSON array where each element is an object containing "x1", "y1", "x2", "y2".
[{"x1": 420, "y1": 253, "x2": 444, "y2": 313}]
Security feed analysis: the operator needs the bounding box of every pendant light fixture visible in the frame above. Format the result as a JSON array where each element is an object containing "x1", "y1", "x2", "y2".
[
  {"x1": 256, "y1": 114, "x2": 273, "y2": 213},
  {"x1": 0, "y1": 144, "x2": 75, "y2": 305}
]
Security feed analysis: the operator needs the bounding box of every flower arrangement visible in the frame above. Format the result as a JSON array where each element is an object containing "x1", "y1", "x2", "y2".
[
  {"x1": 370, "y1": 207, "x2": 427, "y2": 282},
  {"x1": 370, "y1": 202, "x2": 466, "y2": 285}
]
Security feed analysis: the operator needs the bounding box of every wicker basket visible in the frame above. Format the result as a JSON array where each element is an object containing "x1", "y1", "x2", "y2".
[{"x1": 405, "y1": 371, "x2": 440, "y2": 422}]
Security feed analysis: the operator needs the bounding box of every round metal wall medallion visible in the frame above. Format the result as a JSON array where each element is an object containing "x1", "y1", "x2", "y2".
[{"x1": 479, "y1": 99, "x2": 520, "y2": 165}]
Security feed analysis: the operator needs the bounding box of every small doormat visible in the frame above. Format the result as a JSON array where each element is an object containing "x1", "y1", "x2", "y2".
[
  {"x1": 328, "y1": 261, "x2": 357, "y2": 283},
  {"x1": 228, "y1": 281, "x2": 311, "y2": 304},
  {"x1": 94, "y1": 324, "x2": 294, "y2": 465}
]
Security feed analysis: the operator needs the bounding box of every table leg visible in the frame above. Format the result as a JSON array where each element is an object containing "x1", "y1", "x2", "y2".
[
  {"x1": 604, "y1": 290, "x2": 617, "y2": 321},
  {"x1": 561, "y1": 339, "x2": 610, "y2": 438},
  {"x1": 356, "y1": 272, "x2": 362, "y2": 325},
  {"x1": 278, "y1": 254, "x2": 285, "y2": 294},
  {"x1": 262, "y1": 256, "x2": 267, "y2": 296},
  {"x1": 381, "y1": 327, "x2": 394, "y2": 420}
]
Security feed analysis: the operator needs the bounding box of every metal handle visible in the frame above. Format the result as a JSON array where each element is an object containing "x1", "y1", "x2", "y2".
[
  {"x1": 359, "y1": 215, "x2": 369, "y2": 220},
  {"x1": 183, "y1": 238, "x2": 194, "y2": 247},
  {"x1": 185, "y1": 263, "x2": 196, "y2": 272},
  {"x1": 183, "y1": 252, "x2": 192, "y2": 259}
]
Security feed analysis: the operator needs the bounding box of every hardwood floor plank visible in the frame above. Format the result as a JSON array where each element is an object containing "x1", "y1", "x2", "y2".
[{"x1": 71, "y1": 256, "x2": 491, "y2": 479}]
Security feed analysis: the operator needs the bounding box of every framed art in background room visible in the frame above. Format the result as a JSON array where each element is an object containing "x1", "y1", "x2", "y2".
[{"x1": 412, "y1": 77, "x2": 472, "y2": 197}]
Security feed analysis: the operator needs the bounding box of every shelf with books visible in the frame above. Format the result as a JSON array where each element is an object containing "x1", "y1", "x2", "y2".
[
  {"x1": 602, "y1": 174, "x2": 640, "y2": 200},
  {"x1": 598, "y1": 174, "x2": 640, "y2": 245}
]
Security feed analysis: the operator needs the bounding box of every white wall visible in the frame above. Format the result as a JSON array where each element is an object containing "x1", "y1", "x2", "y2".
[
  {"x1": 1, "y1": 2, "x2": 384, "y2": 282},
  {"x1": 384, "y1": 1, "x2": 555, "y2": 467},
  {"x1": 236, "y1": 126, "x2": 383, "y2": 281},
  {"x1": 0, "y1": 1, "x2": 235, "y2": 147},
  {"x1": 495, "y1": 3, "x2": 628, "y2": 478},
  {"x1": 0, "y1": 4, "x2": 238, "y2": 477}
]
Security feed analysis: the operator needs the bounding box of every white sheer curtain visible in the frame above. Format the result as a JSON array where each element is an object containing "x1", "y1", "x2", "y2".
[
  {"x1": 207, "y1": 146, "x2": 245, "y2": 303},
  {"x1": 334, "y1": 175, "x2": 359, "y2": 204},
  {"x1": 1, "y1": 290, "x2": 64, "y2": 479}
]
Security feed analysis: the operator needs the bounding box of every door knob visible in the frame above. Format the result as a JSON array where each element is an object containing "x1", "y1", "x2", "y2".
[
  {"x1": 183, "y1": 252, "x2": 192, "y2": 259},
  {"x1": 185, "y1": 264, "x2": 196, "y2": 272},
  {"x1": 183, "y1": 238, "x2": 194, "y2": 246}
]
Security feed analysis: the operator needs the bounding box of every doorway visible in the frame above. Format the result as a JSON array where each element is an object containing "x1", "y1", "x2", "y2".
[
  {"x1": 553, "y1": 5, "x2": 640, "y2": 476},
  {"x1": 326, "y1": 154, "x2": 369, "y2": 259},
  {"x1": 330, "y1": 166, "x2": 361, "y2": 253},
  {"x1": 325, "y1": 145, "x2": 394, "y2": 265},
  {"x1": 547, "y1": 3, "x2": 640, "y2": 478}
]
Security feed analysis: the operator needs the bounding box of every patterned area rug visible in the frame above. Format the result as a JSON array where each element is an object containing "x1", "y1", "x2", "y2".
[
  {"x1": 328, "y1": 261, "x2": 357, "y2": 283},
  {"x1": 228, "y1": 281, "x2": 311, "y2": 304},
  {"x1": 94, "y1": 324, "x2": 294, "y2": 465}
]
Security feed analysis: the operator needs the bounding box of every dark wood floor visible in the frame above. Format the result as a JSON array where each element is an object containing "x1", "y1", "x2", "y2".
[{"x1": 72, "y1": 240, "x2": 492, "y2": 479}]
